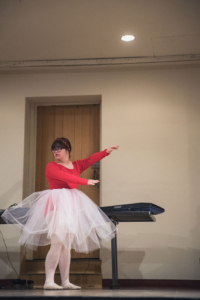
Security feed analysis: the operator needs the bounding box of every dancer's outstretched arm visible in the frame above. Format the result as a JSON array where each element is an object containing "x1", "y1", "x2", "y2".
[{"x1": 77, "y1": 146, "x2": 119, "y2": 173}]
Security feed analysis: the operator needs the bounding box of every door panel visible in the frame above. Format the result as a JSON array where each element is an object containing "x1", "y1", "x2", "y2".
[{"x1": 33, "y1": 104, "x2": 100, "y2": 259}]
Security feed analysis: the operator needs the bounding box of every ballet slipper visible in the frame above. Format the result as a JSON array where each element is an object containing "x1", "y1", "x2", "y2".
[
  {"x1": 62, "y1": 282, "x2": 81, "y2": 290},
  {"x1": 43, "y1": 282, "x2": 63, "y2": 290}
]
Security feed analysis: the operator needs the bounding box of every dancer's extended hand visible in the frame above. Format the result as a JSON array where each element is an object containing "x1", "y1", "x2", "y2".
[
  {"x1": 106, "y1": 146, "x2": 119, "y2": 154},
  {"x1": 88, "y1": 180, "x2": 99, "y2": 185}
]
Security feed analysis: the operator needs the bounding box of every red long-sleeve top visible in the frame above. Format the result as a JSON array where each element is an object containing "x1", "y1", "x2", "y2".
[{"x1": 46, "y1": 149, "x2": 109, "y2": 190}]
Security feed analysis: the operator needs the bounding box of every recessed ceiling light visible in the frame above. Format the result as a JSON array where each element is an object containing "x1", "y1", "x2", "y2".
[{"x1": 121, "y1": 35, "x2": 135, "y2": 42}]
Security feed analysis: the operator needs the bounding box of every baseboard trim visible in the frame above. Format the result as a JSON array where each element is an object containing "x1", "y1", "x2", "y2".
[
  {"x1": 0, "y1": 279, "x2": 13, "y2": 288},
  {"x1": 102, "y1": 279, "x2": 200, "y2": 289}
]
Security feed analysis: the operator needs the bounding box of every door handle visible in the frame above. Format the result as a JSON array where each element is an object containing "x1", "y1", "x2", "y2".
[{"x1": 93, "y1": 170, "x2": 100, "y2": 187}]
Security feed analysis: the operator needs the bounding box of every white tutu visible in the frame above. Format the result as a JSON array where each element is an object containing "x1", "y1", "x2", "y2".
[{"x1": 2, "y1": 189, "x2": 116, "y2": 253}]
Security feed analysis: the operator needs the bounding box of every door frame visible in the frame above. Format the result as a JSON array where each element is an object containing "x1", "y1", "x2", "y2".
[{"x1": 23, "y1": 95, "x2": 101, "y2": 260}]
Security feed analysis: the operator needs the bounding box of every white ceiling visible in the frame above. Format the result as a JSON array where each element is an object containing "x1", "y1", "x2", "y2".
[{"x1": 0, "y1": 0, "x2": 200, "y2": 64}]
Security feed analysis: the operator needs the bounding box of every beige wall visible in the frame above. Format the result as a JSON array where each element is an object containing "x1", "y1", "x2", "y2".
[{"x1": 0, "y1": 63, "x2": 200, "y2": 280}]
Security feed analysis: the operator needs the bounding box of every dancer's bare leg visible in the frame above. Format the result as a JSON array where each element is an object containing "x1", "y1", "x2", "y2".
[
  {"x1": 44, "y1": 236, "x2": 63, "y2": 290},
  {"x1": 59, "y1": 234, "x2": 81, "y2": 290}
]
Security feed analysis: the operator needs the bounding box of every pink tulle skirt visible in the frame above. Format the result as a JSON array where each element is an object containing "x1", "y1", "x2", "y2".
[{"x1": 2, "y1": 189, "x2": 116, "y2": 252}]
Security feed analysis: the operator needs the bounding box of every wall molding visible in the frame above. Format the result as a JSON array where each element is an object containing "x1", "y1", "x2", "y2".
[{"x1": 1, "y1": 55, "x2": 200, "y2": 69}]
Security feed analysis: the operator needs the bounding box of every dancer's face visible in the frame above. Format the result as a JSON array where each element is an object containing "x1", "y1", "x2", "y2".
[{"x1": 53, "y1": 148, "x2": 70, "y2": 162}]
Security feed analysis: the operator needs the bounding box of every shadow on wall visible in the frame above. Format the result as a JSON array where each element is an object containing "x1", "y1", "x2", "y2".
[
  {"x1": 190, "y1": 206, "x2": 200, "y2": 238},
  {"x1": 0, "y1": 251, "x2": 20, "y2": 279},
  {"x1": 0, "y1": 182, "x2": 22, "y2": 208},
  {"x1": 101, "y1": 246, "x2": 145, "y2": 279},
  {"x1": 101, "y1": 229, "x2": 200, "y2": 279}
]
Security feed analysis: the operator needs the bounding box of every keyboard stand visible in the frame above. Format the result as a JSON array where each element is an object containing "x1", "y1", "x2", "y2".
[
  {"x1": 110, "y1": 219, "x2": 119, "y2": 289},
  {"x1": 108, "y1": 211, "x2": 156, "y2": 289}
]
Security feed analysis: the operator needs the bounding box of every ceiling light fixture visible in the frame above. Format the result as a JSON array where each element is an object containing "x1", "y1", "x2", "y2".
[{"x1": 121, "y1": 35, "x2": 135, "y2": 42}]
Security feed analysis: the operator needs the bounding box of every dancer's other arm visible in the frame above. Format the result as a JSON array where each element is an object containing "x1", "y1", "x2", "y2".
[
  {"x1": 46, "y1": 163, "x2": 88, "y2": 185},
  {"x1": 46, "y1": 163, "x2": 99, "y2": 186}
]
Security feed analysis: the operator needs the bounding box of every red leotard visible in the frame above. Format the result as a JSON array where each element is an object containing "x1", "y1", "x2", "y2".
[{"x1": 45, "y1": 149, "x2": 109, "y2": 190}]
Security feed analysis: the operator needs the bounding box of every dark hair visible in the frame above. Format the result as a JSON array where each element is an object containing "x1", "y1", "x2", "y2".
[{"x1": 51, "y1": 138, "x2": 72, "y2": 155}]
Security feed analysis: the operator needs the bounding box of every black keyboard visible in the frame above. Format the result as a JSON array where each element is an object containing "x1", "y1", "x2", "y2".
[
  {"x1": 100, "y1": 202, "x2": 164, "y2": 223},
  {"x1": 101, "y1": 202, "x2": 164, "y2": 214}
]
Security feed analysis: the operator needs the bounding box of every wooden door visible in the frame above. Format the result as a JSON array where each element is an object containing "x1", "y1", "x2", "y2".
[{"x1": 33, "y1": 104, "x2": 100, "y2": 259}]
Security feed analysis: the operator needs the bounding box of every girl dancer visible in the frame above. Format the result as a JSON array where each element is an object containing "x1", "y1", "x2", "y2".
[{"x1": 2, "y1": 138, "x2": 118, "y2": 290}]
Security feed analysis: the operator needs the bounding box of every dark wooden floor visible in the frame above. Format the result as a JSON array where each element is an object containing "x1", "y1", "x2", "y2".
[{"x1": 1, "y1": 288, "x2": 200, "y2": 300}]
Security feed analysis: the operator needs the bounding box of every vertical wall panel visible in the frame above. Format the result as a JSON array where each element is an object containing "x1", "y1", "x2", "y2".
[
  {"x1": 42, "y1": 106, "x2": 55, "y2": 190},
  {"x1": 63, "y1": 106, "x2": 75, "y2": 161},
  {"x1": 35, "y1": 107, "x2": 43, "y2": 192},
  {"x1": 81, "y1": 106, "x2": 92, "y2": 199},
  {"x1": 54, "y1": 106, "x2": 63, "y2": 138},
  {"x1": 90, "y1": 105, "x2": 100, "y2": 206},
  {"x1": 74, "y1": 106, "x2": 83, "y2": 192}
]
